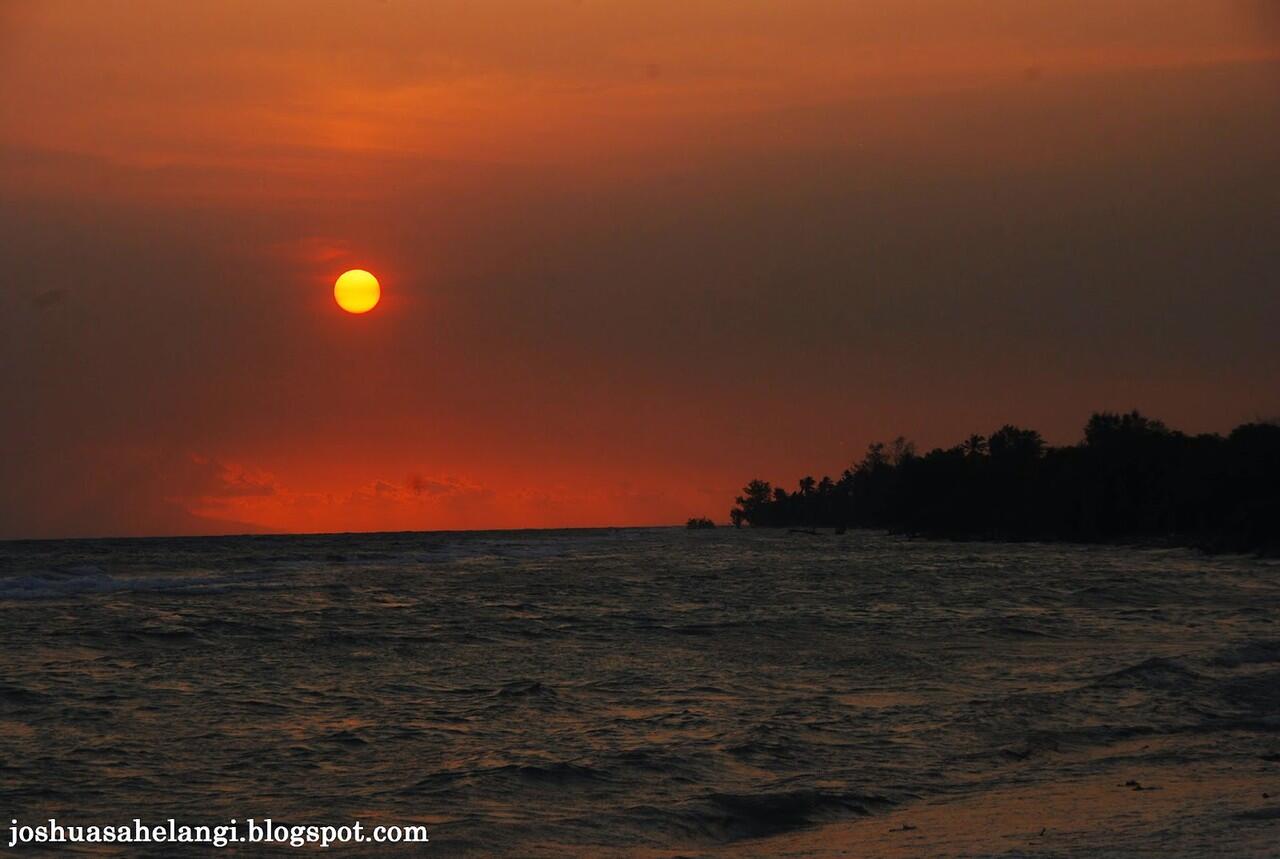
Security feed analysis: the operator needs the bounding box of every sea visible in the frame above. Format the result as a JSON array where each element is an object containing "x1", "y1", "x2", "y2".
[{"x1": 1, "y1": 528, "x2": 1278, "y2": 857}]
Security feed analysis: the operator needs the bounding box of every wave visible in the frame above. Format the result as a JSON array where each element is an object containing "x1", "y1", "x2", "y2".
[
  {"x1": 1091, "y1": 656, "x2": 1204, "y2": 691},
  {"x1": 0, "y1": 567, "x2": 278, "y2": 600},
  {"x1": 493, "y1": 680, "x2": 558, "y2": 700},
  {"x1": 506, "y1": 762, "x2": 605, "y2": 785},
  {"x1": 1220, "y1": 669, "x2": 1280, "y2": 712},
  {"x1": 4, "y1": 529, "x2": 1278, "y2": 855},
  {"x1": 401, "y1": 760, "x2": 608, "y2": 796},
  {"x1": 1211, "y1": 639, "x2": 1280, "y2": 668},
  {"x1": 620, "y1": 788, "x2": 896, "y2": 843}
]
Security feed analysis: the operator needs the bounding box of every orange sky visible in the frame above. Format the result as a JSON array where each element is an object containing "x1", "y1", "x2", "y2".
[{"x1": 2, "y1": 1, "x2": 1278, "y2": 538}]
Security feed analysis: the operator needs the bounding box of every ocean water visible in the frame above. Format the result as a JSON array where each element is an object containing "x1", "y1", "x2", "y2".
[{"x1": 1, "y1": 528, "x2": 1278, "y2": 856}]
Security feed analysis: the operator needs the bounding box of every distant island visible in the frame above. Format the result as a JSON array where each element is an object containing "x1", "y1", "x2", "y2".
[{"x1": 729, "y1": 412, "x2": 1280, "y2": 554}]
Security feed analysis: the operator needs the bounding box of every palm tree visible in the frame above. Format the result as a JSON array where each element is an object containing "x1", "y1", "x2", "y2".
[{"x1": 962, "y1": 434, "x2": 987, "y2": 458}]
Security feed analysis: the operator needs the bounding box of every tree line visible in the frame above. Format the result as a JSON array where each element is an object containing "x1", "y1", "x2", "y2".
[{"x1": 729, "y1": 412, "x2": 1280, "y2": 553}]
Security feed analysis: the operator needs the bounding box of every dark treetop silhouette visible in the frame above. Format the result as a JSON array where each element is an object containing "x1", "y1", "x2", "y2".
[{"x1": 729, "y1": 412, "x2": 1280, "y2": 553}]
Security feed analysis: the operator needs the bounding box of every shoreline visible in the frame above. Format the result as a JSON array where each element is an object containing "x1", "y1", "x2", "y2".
[
  {"x1": 540, "y1": 745, "x2": 1280, "y2": 858},
  {"x1": 699, "y1": 759, "x2": 1280, "y2": 858}
]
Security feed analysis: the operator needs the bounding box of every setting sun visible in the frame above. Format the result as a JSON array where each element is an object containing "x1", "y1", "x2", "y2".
[{"x1": 333, "y1": 269, "x2": 380, "y2": 314}]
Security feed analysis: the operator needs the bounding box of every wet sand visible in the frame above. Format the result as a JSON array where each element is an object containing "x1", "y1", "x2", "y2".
[{"x1": 717, "y1": 762, "x2": 1280, "y2": 857}]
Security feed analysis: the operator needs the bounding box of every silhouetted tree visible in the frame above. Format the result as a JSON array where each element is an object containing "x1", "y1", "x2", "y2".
[
  {"x1": 727, "y1": 413, "x2": 1280, "y2": 553},
  {"x1": 962, "y1": 434, "x2": 987, "y2": 459}
]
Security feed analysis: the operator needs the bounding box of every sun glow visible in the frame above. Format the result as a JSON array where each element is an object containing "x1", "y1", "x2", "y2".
[{"x1": 334, "y1": 269, "x2": 380, "y2": 314}]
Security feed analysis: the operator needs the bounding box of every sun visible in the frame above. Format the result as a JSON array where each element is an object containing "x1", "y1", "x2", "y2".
[{"x1": 334, "y1": 269, "x2": 380, "y2": 314}]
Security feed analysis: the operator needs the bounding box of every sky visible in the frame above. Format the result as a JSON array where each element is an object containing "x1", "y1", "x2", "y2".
[{"x1": 2, "y1": 1, "x2": 1278, "y2": 539}]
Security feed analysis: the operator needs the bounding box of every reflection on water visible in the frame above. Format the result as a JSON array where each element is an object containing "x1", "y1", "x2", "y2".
[{"x1": 1, "y1": 529, "x2": 1278, "y2": 856}]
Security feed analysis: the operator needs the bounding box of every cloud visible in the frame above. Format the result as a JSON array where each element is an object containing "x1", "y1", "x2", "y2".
[
  {"x1": 180, "y1": 466, "x2": 503, "y2": 534},
  {"x1": 181, "y1": 455, "x2": 278, "y2": 500},
  {"x1": 404, "y1": 473, "x2": 490, "y2": 499},
  {"x1": 0, "y1": 447, "x2": 273, "y2": 539}
]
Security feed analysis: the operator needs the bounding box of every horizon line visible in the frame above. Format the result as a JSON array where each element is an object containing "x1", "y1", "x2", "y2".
[{"x1": 0, "y1": 522, "x2": 706, "y2": 546}]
